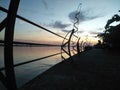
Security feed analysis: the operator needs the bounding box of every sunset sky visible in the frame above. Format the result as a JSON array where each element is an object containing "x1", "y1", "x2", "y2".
[{"x1": 0, "y1": 0, "x2": 120, "y2": 45}]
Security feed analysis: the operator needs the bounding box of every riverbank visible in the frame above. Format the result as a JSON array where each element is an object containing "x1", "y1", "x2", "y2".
[{"x1": 19, "y1": 49, "x2": 120, "y2": 90}]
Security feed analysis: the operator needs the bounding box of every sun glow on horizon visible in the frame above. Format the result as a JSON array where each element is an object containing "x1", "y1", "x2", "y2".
[{"x1": 0, "y1": 0, "x2": 120, "y2": 45}]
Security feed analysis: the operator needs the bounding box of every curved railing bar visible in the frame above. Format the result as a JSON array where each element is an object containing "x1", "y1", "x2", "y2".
[
  {"x1": 61, "y1": 29, "x2": 75, "y2": 62},
  {"x1": 61, "y1": 3, "x2": 82, "y2": 61},
  {"x1": 68, "y1": 30, "x2": 75, "y2": 61},
  {"x1": 76, "y1": 37, "x2": 81, "y2": 53},
  {"x1": 61, "y1": 30, "x2": 72, "y2": 60},
  {"x1": 3, "y1": 0, "x2": 20, "y2": 90},
  {"x1": 0, "y1": 2, "x2": 87, "y2": 90},
  {"x1": 73, "y1": 12, "x2": 80, "y2": 32},
  {"x1": 82, "y1": 42, "x2": 87, "y2": 51},
  {"x1": 80, "y1": 41, "x2": 84, "y2": 52},
  {"x1": 61, "y1": 31, "x2": 72, "y2": 47},
  {"x1": 73, "y1": 3, "x2": 82, "y2": 33}
]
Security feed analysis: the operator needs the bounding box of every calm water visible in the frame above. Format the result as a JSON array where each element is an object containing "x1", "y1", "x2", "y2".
[{"x1": 0, "y1": 46, "x2": 67, "y2": 87}]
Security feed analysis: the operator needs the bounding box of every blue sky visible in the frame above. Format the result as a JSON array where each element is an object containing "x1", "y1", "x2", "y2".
[{"x1": 0, "y1": 0, "x2": 120, "y2": 44}]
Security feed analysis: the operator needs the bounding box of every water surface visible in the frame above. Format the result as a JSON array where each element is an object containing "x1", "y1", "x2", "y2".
[{"x1": 0, "y1": 46, "x2": 64, "y2": 87}]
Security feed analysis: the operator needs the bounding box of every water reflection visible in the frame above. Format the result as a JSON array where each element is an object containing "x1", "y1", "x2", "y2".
[
  {"x1": 0, "y1": 46, "x2": 64, "y2": 87},
  {"x1": 13, "y1": 46, "x2": 61, "y2": 64}
]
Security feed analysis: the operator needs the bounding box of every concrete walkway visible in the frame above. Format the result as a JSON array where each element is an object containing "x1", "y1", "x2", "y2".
[{"x1": 20, "y1": 49, "x2": 120, "y2": 90}]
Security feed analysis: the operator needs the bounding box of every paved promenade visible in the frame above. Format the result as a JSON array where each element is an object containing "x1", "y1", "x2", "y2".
[{"x1": 20, "y1": 49, "x2": 120, "y2": 90}]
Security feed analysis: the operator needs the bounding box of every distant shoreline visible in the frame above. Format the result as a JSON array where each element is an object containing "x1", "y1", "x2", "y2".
[
  {"x1": 0, "y1": 45, "x2": 61, "y2": 47},
  {"x1": 0, "y1": 40, "x2": 61, "y2": 47}
]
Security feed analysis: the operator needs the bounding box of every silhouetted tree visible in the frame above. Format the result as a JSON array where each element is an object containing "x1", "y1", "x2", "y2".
[{"x1": 97, "y1": 13, "x2": 120, "y2": 49}]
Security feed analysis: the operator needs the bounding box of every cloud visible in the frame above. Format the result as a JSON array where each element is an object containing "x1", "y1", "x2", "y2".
[
  {"x1": 42, "y1": 0, "x2": 48, "y2": 9},
  {"x1": 97, "y1": 28, "x2": 104, "y2": 31},
  {"x1": 89, "y1": 31, "x2": 102, "y2": 35},
  {"x1": 88, "y1": 27, "x2": 104, "y2": 35},
  {"x1": 68, "y1": 9, "x2": 101, "y2": 23},
  {"x1": 61, "y1": 29, "x2": 84, "y2": 34},
  {"x1": 89, "y1": 31, "x2": 99, "y2": 35},
  {"x1": 78, "y1": 30, "x2": 84, "y2": 33},
  {"x1": 61, "y1": 29, "x2": 70, "y2": 32},
  {"x1": 69, "y1": 11, "x2": 85, "y2": 23},
  {"x1": 49, "y1": 21, "x2": 71, "y2": 29}
]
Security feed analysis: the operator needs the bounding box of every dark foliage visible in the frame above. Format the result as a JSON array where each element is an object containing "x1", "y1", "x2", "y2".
[{"x1": 97, "y1": 14, "x2": 120, "y2": 49}]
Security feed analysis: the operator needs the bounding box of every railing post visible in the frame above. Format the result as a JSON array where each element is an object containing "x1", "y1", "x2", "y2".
[
  {"x1": 68, "y1": 29, "x2": 74, "y2": 63},
  {"x1": 77, "y1": 38, "x2": 80, "y2": 53},
  {"x1": 4, "y1": 0, "x2": 20, "y2": 90}
]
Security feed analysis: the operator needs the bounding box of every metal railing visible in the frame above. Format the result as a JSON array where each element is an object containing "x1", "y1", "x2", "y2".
[
  {"x1": 61, "y1": 29, "x2": 85, "y2": 63},
  {"x1": 0, "y1": 1, "x2": 85, "y2": 90},
  {"x1": 61, "y1": 29, "x2": 76, "y2": 62}
]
